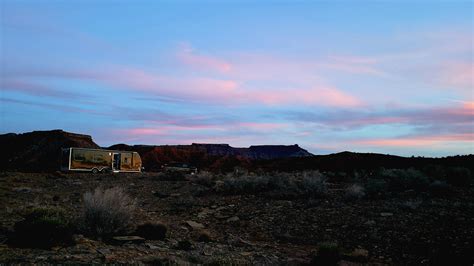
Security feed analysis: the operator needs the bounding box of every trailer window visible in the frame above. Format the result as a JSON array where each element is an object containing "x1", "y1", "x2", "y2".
[
  {"x1": 73, "y1": 150, "x2": 86, "y2": 161},
  {"x1": 93, "y1": 153, "x2": 107, "y2": 163}
]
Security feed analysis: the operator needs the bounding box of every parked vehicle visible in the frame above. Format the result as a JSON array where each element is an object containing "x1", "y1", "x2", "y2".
[
  {"x1": 161, "y1": 162, "x2": 197, "y2": 174},
  {"x1": 61, "y1": 147, "x2": 142, "y2": 173}
]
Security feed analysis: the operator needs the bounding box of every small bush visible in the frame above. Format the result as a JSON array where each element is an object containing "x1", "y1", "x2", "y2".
[
  {"x1": 445, "y1": 167, "x2": 472, "y2": 187},
  {"x1": 379, "y1": 168, "x2": 429, "y2": 192},
  {"x1": 9, "y1": 207, "x2": 74, "y2": 249},
  {"x1": 82, "y1": 187, "x2": 136, "y2": 238},
  {"x1": 190, "y1": 171, "x2": 216, "y2": 187},
  {"x1": 344, "y1": 184, "x2": 365, "y2": 201},
  {"x1": 298, "y1": 171, "x2": 327, "y2": 197},
  {"x1": 428, "y1": 180, "x2": 453, "y2": 197},
  {"x1": 365, "y1": 178, "x2": 387, "y2": 198},
  {"x1": 311, "y1": 242, "x2": 340, "y2": 265},
  {"x1": 162, "y1": 171, "x2": 187, "y2": 181},
  {"x1": 135, "y1": 222, "x2": 167, "y2": 240},
  {"x1": 217, "y1": 171, "x2": 327, "y2": 198}
]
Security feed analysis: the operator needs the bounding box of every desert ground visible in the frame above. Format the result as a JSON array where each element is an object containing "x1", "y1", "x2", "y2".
[{"x1": 0, "y1": 170, "x2": 473, "y2": 265}]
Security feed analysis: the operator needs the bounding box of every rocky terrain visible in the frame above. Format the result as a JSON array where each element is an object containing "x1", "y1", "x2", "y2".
[{"x1": 0, "y1": 170, "x2": 473, "y2": 265}]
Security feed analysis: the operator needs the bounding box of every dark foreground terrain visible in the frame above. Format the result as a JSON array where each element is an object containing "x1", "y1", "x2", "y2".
[{"x1": 0, "y1": 170, "x2": 473, "y2": 265}]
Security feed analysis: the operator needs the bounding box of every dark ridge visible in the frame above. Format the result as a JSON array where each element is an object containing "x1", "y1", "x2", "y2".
[
  {"x1": 1, "y1": 130, "x2": 473, "y2": 173},
  {"x1": 0, "y1": 129, "x2": 99, "y2": 172}
]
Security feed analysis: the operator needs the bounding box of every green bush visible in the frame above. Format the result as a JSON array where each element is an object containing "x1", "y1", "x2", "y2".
[
  {"x1": 445, "y1": 167, "x2": 472, "y2": 187},
  {"x1": 9, "y1": 207, "x2": 74, "y2": 249},
  {"x1": 217, "y1": 171, "x2": 327, "y2": 198},
  {"x1": 311, "y1": 242, "x2": 340, "y2": 265},
  {"x1": 344, "y1": 184, "x2": 366, "y2": 201},
  {"x1": 190, "y1": 171, "x2": 216, "y2": 187},
  {"x1": 428, "y1": 181, "x2": 453, "y2": 197},
  {"x1": 365, "y1": 178, "x2": 387, "y2": 198},
  {"x1": 81, "y1": 187, "x2": 136, "y2": 239},
  {"x1": 379, "y1": 168, "x2": 429, "y2": 192}
]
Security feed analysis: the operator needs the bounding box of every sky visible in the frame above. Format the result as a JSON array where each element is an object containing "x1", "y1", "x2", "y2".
[{"x1": 0, "y1": 0, "x2": 473, "y2": 157}]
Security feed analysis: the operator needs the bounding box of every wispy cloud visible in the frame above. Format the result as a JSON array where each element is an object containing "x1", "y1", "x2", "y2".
[
  {"x1": 354, "y1": 133, "x2": 474, "y2": 147},
  {"x1": 176, "y1": 43, "x2": 232, "y2": 73},
  {"x1": 1, "y1": 79, "x2": 88, "y2": 99}
]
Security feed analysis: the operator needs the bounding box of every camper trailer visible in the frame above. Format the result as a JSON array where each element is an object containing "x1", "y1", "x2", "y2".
[{"x1": 61, "y1": 147, "x2": 142, "y2": 173}]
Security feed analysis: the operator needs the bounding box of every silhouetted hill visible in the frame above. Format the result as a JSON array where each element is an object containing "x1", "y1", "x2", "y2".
[
  {"x1": 1, "y1": 130, "x2": 472, "y2": 173},
  {"x1": 108, "y1": 143, "x2": 312, "y2": 171},
  {"x1": 0, "y1": 130, "x2": 99, "y2": 172},
  {"x1": 253, "y1": 151, "x2": 474, "y2": 173}
]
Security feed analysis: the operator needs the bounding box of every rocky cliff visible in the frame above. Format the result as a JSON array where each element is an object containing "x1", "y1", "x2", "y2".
[{"x1": 0, "y1": 130, "x2": 99, "y2": 171}]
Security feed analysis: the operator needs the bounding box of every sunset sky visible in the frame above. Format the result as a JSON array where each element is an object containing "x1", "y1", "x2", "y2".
[{"x1": 1, "y1": 1, "x2": 473, "y2": 156}]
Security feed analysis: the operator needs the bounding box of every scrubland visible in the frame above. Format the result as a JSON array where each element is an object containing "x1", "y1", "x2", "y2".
[{"x1": 0, "y1": 168, "x2": 473, "y2": 265}]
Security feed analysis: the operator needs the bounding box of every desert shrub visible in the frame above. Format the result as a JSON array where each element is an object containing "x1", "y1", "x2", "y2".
[
  {"x1": 298, "y1": 172, "x2": 327, "y2": 197},
  {"x1": 162, "y1": 171, "x2": 187, "y2": 181},
  {"x1": 364, "y1": 178, "x2": 387, "y2": 198},
  {"x1": 344, "y1": 184, "x2": 366, "y2": 201},
  {"x1": 81, "y1": 187, "x2": 136, "y2": 238},
  {"x1": 400, "y1": 199, "x2": 422, "y2": 210},
  {"x1": 217, "y1": 171, "x2": 327, "y2": 198},
  {"x1": 190, "y1": 171, "x2": 216, "y2": 187},
  {"x1": 445, "y1": 167, "x2": 472, "y2": 187},
  {"x1": 9, "y1": 207, "x2": 74, "y2": 248},
  {"x1": 379, "y1": 168, "x2": 429, "y2": 192},
  {"x1": 422, "y1": 165, "x2": 447, "y2": 180},
  {"x1": 135, "y1": 222, "x2": 167, "y2": 240},
  {"x1": 311, "y1": 242, "x2": 340, "y2": 265},
  {"x1": 428, "y1": 180, "x2": 453, "y2": 197}
]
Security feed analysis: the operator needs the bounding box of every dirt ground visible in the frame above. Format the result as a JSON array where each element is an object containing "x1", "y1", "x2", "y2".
[{"x1": 0, "y1": 171, "x2": 473, "y2": 265}]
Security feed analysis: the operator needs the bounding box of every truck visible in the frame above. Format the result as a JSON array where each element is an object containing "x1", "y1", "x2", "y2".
[{"x1": 61, "y1": 147, "x2": 142, "y2": 173}]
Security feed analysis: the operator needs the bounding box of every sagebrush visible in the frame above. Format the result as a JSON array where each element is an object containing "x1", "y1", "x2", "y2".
[{"x1": 82, "y1": 187, "x2": 136, "y2": 238}]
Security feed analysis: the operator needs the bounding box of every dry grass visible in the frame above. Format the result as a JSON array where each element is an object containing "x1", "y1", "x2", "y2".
[{"x1": 81, "y1": 187, "x2": 136, "y2": 238}]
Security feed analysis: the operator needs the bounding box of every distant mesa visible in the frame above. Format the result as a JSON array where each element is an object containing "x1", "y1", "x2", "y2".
[
  {"x1": 1, "y1": 130, "x2": 472, "y2": 173},
  {"x1": 0, "y1": 130, "x2": 312, "y2": 172}
]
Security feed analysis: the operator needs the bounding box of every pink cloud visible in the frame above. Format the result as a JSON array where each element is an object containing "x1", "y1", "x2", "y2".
[
  {"x1": 93, "y1": 65, "x2": 362, "y2": 107},
  {"x1": 176, "y1": 43, "x2": 232, "y2": 73},
  {"x1": 3, "y1": 61, "x2": 362, "y2": 108},
  {"x1": 250, "y1": 87, "x2": 363, "y2": 107},
  {"x1": 355, "y1": 133, "x2": 474, "y2": 147},
  {"x1": 0, "y1": 79, "x2": 85, "y2": 99},
  {"x1": 236, "y1": 122, "x2": 289, "y2": 131},
  {"x1": 440, "y1": 62, "x2": 474, "y2": 90}
]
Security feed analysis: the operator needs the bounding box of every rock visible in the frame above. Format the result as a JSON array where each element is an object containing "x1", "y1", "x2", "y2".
[
  {"x1": 364, "y1": 220, "x2": 376, "y2": 226},
  {"x1": 196, "y1": 230, "x2": 213, "y2": 242},
  {"x1": 96, "y1": 248, "x2": 111, "y2": 255},
  {"x1": 145, "y1": 243, "x2": 160, "y2": 249},
  {"x1": 152, "y1": 191, "x2": 170, "y2": 198},
  {"x1": 380, "y1": 212, "x2": 393, "y2": 217},
  {"x1": 135, "y1": 222, "x2": 167, "y2": 240},
  {"x1": 226, "y1": 216, "x2": 240, "y2": 223},
  {"x1": 186, "y1": 220, "x2": 205, "y2": 230},
  {"x1": 176, "y1": 240, "x2": 193, "y2": 250},
  {"x1": 214, "y1": 214, "x2": 231, "y2": 220},
  {"x1": 13, "y1": 187, "x2": 32, "y2": 193},
  {"x1": 112, "y1": 236, "x2": 145, "y2": 244},
  {"x1": 346, "y1": 248, "x2": 369, "y2": 262},
  {"x1": 197, "y1": 208, "x2": 212, "y2": 219}
]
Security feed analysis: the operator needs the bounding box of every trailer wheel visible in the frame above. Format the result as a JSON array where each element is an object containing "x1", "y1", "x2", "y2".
[{"x1": 91, "y1": 168, "x2": 99, "y2": 174}]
